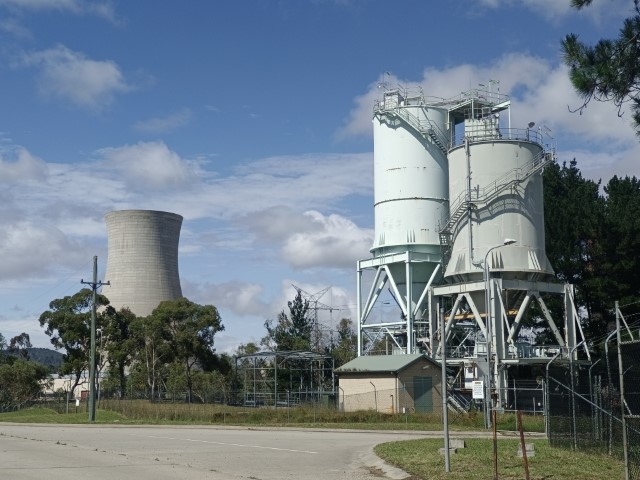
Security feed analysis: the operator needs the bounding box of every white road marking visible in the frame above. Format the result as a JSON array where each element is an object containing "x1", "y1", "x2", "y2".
[{"x1": 126, "y1": 433, "x2": 318, "y2": 454}]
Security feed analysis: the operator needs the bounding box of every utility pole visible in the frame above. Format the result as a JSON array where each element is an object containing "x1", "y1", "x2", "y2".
[{"x1": 81, "y1": 256, "x2": 109, "y2": 423}]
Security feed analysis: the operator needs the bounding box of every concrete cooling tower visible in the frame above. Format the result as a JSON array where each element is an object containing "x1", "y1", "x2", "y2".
[{"x1": 102, "y1": 210, "x2": 183, "y2": 317}]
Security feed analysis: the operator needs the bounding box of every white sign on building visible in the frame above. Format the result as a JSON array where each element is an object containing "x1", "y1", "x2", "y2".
[{"x1": 472, "y1": 380, "x2": 484, "y2": 399}]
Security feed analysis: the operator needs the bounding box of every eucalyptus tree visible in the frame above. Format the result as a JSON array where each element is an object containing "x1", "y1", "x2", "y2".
[
  {"x1": 0, "y1": 358, "x2": 49, "y2": 409},
  {"x1": 130, "y1": 313, "x2": 173, "y2": 400},
  {"x1": 149, "y1": 297, "x2": 224, "y2": 402},
  {"x1": 101, "y1": 306, "x2": 137, "y2": 398},
  {"x1": 38, "y1": 288, "x2": 109, "y2": 398}
]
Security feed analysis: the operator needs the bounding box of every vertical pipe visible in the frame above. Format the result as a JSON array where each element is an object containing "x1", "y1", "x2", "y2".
[
  {"x1": 440, "y1": 304, "x2": 450, "y2": 472},
  {"x1": 465, "y1": 138, "x2": 476, "y2": 267},
  {"x1": 356, "y1": 266, "x2": 362, "y2": 356},
  {"x1": 406, "y1": 254, "x2": 413, "y2": 354},
  {"x1": 492, "y1": 409, "x2": 498, "y2": 480}
]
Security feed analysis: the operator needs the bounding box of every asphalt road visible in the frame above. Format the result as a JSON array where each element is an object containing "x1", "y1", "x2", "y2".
[{"x1": 0, "y1": 424, "x2": 436, "y2": 479}]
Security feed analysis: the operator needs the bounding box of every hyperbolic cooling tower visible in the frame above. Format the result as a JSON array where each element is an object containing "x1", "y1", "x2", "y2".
[{"x1": 102, "y1": 210, "x2": 183, "y2": 316}]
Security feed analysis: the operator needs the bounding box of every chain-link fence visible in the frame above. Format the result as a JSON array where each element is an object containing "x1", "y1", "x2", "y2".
[
  {"x1": 621, "y1": 340, "x2": 640, "y2": 479},
  {"x1": 547, "y1": 337, "x2": 640, "y2": 479}
]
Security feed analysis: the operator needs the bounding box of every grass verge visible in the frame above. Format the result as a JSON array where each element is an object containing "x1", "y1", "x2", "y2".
[
  {"x1": 0, "y1": 401, "x2": 545, "y2": 433},
  {"x1": 374, "y1": 438, "x2": 625, "y2": 480},
  {"x1": 0, "y1": 407, "x2": 128, "y2": 424}
]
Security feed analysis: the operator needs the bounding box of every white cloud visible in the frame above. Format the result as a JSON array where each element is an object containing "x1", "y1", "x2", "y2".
[
  {"x1": 240, "y1": 206, "x2": 323, "y2": 243},
  {"x1": 133, "y1": 108, "x2": 193, "y2": 134},
  {"x1": 96, "y1": 141, "x2": 198, "y2": 190},
  {"x1": 239, "y1": 206, "x2": 374, "y2": 270},
  {"x1": 0, "y1": 147, "x2": 48, "y2": 183},
  {"x1": 476, "y1": 0, "x2": 631, "y2": 22},
  {"x1": 0, "y1": 0, "x2": 118, "y2": 22},
  {"x1": 559, "y1": 142, "x2": 640, "y2": 184},
  {"x1": 281, "y1": 210, "x2": 373, "y2": 269},
  {"x1": 190, "y1": 281, "x2": 270, "y2": 317},
  {"x1": 0, "y1": 17, "x2": 33, "y2": 39},
  {"x1": 20, "y1": 44, "x2": 130, "y2": 110},
  {"x1": 0, "y1": 220, "x2": 94, "y2": 281}
]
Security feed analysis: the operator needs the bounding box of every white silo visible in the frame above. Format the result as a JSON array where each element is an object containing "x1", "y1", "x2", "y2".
[
  {"x1": 357, "y1": 87, "x2": 450, "y2": 355},
  {"x1": 431, "y1": 88, "x2": 586, "y2": 411},
  {"x1": 102, "y1": 210, "x2": 183, "y2": 317},
  {"x1": 443, "y1": 134, "x2": 555, "y2": 283}
]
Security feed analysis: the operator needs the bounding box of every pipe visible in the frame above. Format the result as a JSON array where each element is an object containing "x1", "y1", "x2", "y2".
[{"x1": 440, "y1": 304, "x2": 451, "y2": 472}]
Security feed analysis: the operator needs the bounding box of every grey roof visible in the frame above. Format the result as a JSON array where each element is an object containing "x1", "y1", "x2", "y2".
[{"x1": 335, "y1": 354, "x2": 438, "y2": 374}]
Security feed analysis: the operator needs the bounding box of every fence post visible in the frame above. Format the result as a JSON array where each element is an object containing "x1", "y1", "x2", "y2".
[
  {"x1": 545, "y1": 349, "x2": 562, "y2": 442},
  {"x1": 589, "y1": 359, "x2": 601, "y2": 443},
  {"x1": 569, "y1": 340, "x2": 585, "y2": 451},
  {"x1": 615, "y1": 301, "x2": 630, "y2": 480},
  {"x1": 605, "y1": 329, "x2": 617, "y2": 455}
]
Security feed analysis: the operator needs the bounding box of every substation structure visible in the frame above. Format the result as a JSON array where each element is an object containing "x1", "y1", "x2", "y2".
[
  {"x1": 233, "y1": 350, "x2": 335, "y2": 407},
  {"x1": 356, "y1": 83, "x2": 590, "y2": 409}
]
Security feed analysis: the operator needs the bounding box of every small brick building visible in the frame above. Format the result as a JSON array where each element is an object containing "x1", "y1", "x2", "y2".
[{"x1": 335, "y1": 354, "x2": 443, "y2": 414}]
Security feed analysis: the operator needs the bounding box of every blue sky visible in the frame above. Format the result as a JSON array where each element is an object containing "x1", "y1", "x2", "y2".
[{"x1": 1, "y1": 0, "x2": 638, "y2": 353}]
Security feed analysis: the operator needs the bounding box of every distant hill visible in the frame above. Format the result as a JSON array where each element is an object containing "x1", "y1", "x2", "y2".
[{"x1": 25, "y1": 348, "x2": 64, "y2": 370}]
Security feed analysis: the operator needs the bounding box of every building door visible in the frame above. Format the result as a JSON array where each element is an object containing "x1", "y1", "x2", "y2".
[{"x1": 413, "y1": 376, "x2": 433, "y2": 413}]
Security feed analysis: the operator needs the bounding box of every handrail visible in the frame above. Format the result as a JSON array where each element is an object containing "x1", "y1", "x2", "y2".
[
  {"x1": 451, "y1": 127, "x2": 544, "y2": 147},
  {"x1": 441, "y1": 147, "x2": 553, "y2": 236},
  {"x1": 375, "y1": 105, "x2": 450, "y2": 154}
]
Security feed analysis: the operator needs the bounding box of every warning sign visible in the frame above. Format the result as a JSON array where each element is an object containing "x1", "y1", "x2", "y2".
[{"x1": 472, "y1": 380, "x2": 484, "y2": 399}]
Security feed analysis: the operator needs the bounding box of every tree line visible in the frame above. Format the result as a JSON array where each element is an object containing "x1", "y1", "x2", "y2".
[
  {"x1": 543, "y1": 160, "x2": 640, "y2": 341},
  {"x1": 38, "y1": 291, "x2": 228, "y2": 403}
]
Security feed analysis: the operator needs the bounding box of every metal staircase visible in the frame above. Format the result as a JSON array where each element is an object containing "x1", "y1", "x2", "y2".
[
  {"x1": 376, "y1": 106, "x2": 449, "y2": 155},
  {"x1": 439, "y1": 149, "x2": 555, "y2": 267}
]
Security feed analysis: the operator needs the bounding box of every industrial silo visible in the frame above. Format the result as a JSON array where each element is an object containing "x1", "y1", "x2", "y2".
[
  {"x1": 444, "y1": 135, "x2": 555, "y2": 283},
  {"x1": 357, "y1": 87, "x2": 450, "y2": 355},
  {"x1": 431, "y1": 88, "x2": 584, "y2": 411},
  {"x1": 102, "y1": 210, "x2": 183, "y2": 317}
]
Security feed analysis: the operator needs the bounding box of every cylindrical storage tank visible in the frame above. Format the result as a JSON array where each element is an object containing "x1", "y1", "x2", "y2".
[
  {"x1": 371, "y1": 93, "x2": 449, "y2": 317},
  {"x1": 444, "y1": 139, "x2": 554, "y2": 283},
  {"x1": 102, "y1": 210, "x2": 183, "y2": 316},
  {"x1": 371, "y1": 103, "x2": 449, "y2": 257}
]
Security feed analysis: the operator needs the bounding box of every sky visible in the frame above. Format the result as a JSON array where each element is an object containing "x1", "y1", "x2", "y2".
[{"x1": 1, "y1": 0, "x2": 638, "y2": 355}]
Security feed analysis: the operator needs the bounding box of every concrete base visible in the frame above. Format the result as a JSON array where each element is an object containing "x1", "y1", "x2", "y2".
[
  {"x1": 439, "y1": 448, "x2": 458, "y2": 455},
  {"x1": 450, "y1": 438, "x2": 466, "y2": 449},
  {"x1": 517, "y1": 443, "x2": 535, "y2": 457}
]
